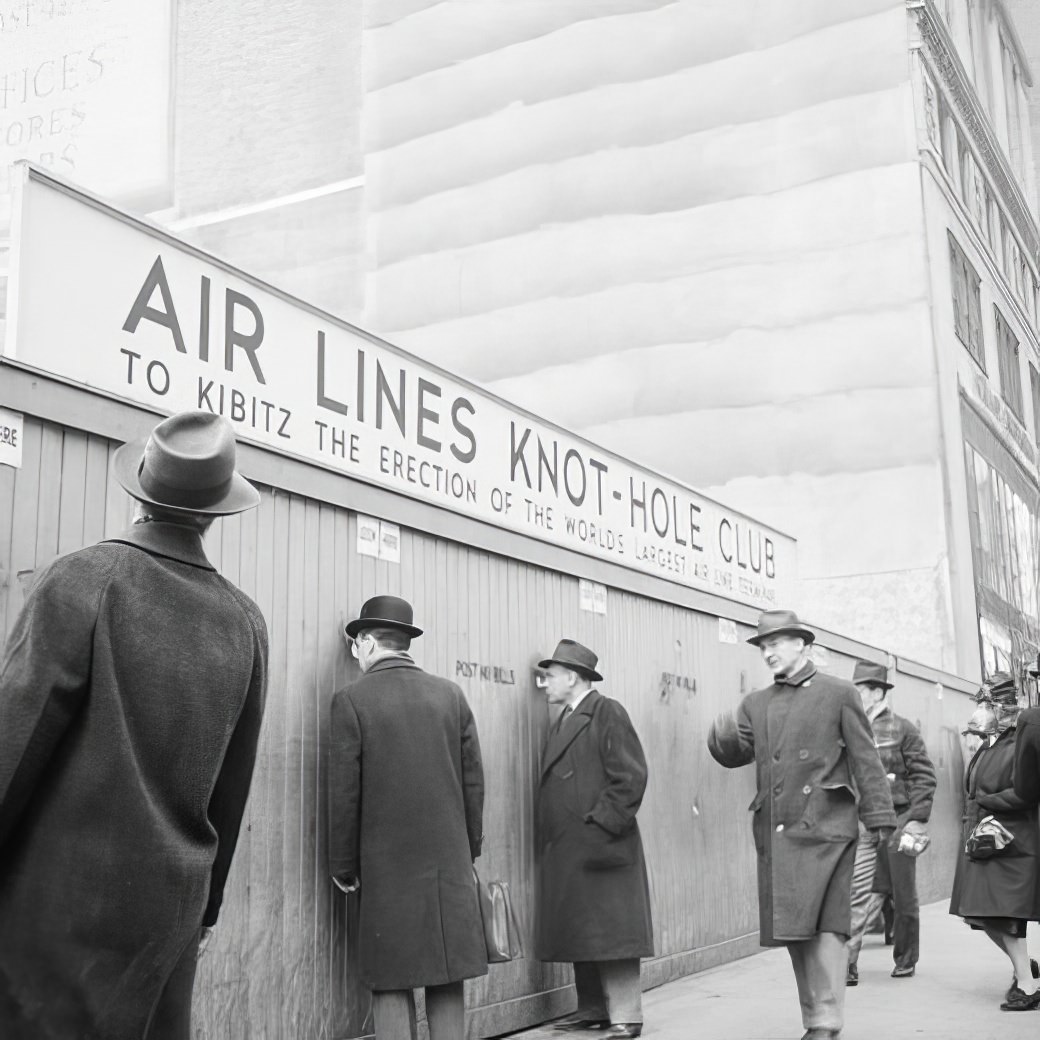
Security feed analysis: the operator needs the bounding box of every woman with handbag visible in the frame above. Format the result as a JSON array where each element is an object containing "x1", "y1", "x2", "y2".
[{"x1": 949, "y1": 674, "x2": 1040, "y2": 1011}]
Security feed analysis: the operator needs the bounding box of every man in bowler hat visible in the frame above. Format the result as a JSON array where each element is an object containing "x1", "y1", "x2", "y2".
[
  {"x1": 328, "y1": 595, "x2": 487, "y2": 1040},
  {"x1": 708, "y1": 610, "x2": 895, "y2": 1040},
  {"x1": 845, "y1": 660, "x2": 935, "y2": 985},
  {"x1": 535, "y1": 639, "x2": 653, "y2": 1040},
  {"x1": 0, "y1": 411, "x2": 268, "y2": 1040}
]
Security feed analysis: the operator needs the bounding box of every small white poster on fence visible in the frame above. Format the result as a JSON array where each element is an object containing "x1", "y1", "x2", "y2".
[
  {"x1": 718, "y1": 617, "x2": 738, "y2": 644},
  {"x1": 378, "y1": 521, "x2": 401, "y2": 563},
  {"x1": 0, "y1": 408, "x2": 23, "y2": 468},
  {"x1": 357, "y1": 514, "x2": 380, "y2": 558}
]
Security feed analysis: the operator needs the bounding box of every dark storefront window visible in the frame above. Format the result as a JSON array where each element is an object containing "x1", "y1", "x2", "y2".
[
  {"x1": 949, "y1": 232, "x2": 984, "y2": 368},
  {"x1": 995, "y1": 307, "x2": 1024, "y2": 422}
]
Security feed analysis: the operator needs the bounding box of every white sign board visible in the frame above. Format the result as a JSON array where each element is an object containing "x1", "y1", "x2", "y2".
[
  {"x1": 4, "y1": 167, "x2": 796, "y2": 610},
  {"x1": 0, "y1": 406, "x2": 23, "y2": 467},
  {"x1": 0, "y1": 0, "x2": 173, "y2": 228}
]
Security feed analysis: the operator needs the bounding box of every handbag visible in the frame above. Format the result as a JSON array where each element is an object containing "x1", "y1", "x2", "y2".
[
  {"x1": 965, "y1": 814, "x2": 1015, "y2": 861},
  {"x1": 474, "y1": 869, "x2": 524, "y2": 963}
]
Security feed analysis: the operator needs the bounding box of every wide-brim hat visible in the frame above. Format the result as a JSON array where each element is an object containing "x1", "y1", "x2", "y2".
[
  {"x1": 979, "y1": 671, "x2": 1018, "y2": 705},
  {"x1": 852, "y1": 660, "x2": 893, "y2": 690},
  {"x1": 539, "y1": 639, "x2": 603, "y2": 682},
  {"x1": 746, "y1": 609, "x2": 815, "y2": 647},
  {"x1": 113, "y1": 411, "x2": 259, "y2": 516},
  {"x1": 345, "y1": 595, "x2": 423, "y2": 639}
]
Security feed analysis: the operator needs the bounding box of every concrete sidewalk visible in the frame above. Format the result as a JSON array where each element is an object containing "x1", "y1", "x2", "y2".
[{"x1": 509, "y1": 902, "x2": 1040, "y2": 1039}]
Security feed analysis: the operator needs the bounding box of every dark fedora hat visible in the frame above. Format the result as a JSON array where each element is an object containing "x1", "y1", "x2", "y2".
[
  {"x1": 345, "y1": 595, "x2": 423, "y2": 639},
  {"x1": 851, "y1": 660, "x2": 892, "y2": 690},
  {"x1": 113, "y1": 411, "x2": 259, "y2": 516},
  {"x1": 746, "y1": 609, "x2": 815, "y2": 647},
  {"x1": 979, "y1": 670, "x2": 1018, "y2": 706},
  {"x1": 539, "y1": 639, "x2": 603, "y2": 682}
]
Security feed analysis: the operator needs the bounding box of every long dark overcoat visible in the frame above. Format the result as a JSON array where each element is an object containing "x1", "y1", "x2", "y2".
[
  {"x1": 535, "y1": 690, "x2": 654, "y2": 962},
  {"x1": 950, "y1": 726, "x2": 1040, "y2": 923},
  {"x1": 708, "y1": 663, "x2": 895, "y2": 945},
  {"x1": 0, "y1": 522, "x2": 269, "y2": 1040},
  {"x1": 328, "y1": 656, "x2": 487, "y2": 990}
]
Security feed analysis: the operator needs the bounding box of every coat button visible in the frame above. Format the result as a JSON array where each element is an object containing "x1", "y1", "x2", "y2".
[
  {"x1": 803, "y1": 785, "x2": 812, "y2": 794},
  {"x1": 773, "y1": 752, "x2": 781, "y2": 762},
  {"x1": 774, "y1": 785, "x2": 783, "y2": 795},
  {"x1": 798, "y1": 750, "x2": 809, "y2": 760},
  {"x1": 775, "y1": 824, "x2": 784, "y2": 832}
]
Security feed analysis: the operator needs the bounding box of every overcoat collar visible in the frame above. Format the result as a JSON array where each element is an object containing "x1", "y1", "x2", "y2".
[
  {"x1": 541, "y1": 689, "x2": 601, "y2": 778},
  {"x1": 365, "y1": 655, "x2": 421, "y2": 675},
  {"x1": 774, "y1": 661, "x2": 817, "y2": 687},
  {"x1": 104, "y1": 522, "x2": 215, "y2": 571}
]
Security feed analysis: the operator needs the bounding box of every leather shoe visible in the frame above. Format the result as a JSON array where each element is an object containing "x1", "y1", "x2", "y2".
[
  {"x1": 845, "y1": 963, "x2": 858, "y2": 987},
  {"x1": 1000, "y1": 985, "x2": 1040, "y2": 1011},
  {"x1": 891, "y1": 965, "x2": 915, "y2": 978},
  {"x1": 553, "y1": 1018, "x2": 609, "y2": 1032},
  {"x1": 801, "y1": 1030, "x2": 841, "y2": 1039},
  {"x1": 603, "y1": 1026, "x2": 642, "y2": 1039}
]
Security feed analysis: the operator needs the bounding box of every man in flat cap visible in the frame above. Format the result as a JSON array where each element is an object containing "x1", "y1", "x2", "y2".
[
  {"x1": 535, "y1": 639, "x2": 653, "y2": 1040},
  {"x1": 328, "y1": 595, "x2": 487, "y2": 1040},
  {"x1": 708, "y1": 610, "x2": 895, "y2": 1040},
  {"x1": 0, "y1": 410, "x2": 268, "y2": 1040},
  {"x1": 845, "y1": 660, "x2": 935, "y2": 986}
]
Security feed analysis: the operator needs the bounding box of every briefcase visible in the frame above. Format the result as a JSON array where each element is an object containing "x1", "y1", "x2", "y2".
[{"x1": 475, "y1": 870, "x2": 523, "y2": 963}]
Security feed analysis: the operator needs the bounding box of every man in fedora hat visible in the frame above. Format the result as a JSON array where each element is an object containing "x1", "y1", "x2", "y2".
[
  {"x1": 708, "y1": 610, "x2": 895, "y2": 1040},
  {"x1": 535, "y1": 639, "x2": 653, "y2": 1040},
  {"x1": 0, "y1": 410, "x2": 268, "y2": 1040},
  {"x1": 328, "y1": 595, "x2": 487, "y2": 1040},
  {"x1": 845, "y1": 660, "x2": 935, "y2": 986}
]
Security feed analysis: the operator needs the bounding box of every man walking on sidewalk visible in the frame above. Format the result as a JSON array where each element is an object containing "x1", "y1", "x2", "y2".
[
  {"x1": 536, "y1": 639, "x2": 654, "y2": 1040},
  {"x1": 708, "y1": 610, "x2": 896, "y2": 1040},
  {"x1": 846, "y1": 661, "x2": 936, "y2": 986}
]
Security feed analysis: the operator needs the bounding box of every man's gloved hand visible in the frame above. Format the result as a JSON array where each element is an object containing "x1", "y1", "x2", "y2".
[{"x1": 902, "y1": 819, "x2": 928, "y2": 838}]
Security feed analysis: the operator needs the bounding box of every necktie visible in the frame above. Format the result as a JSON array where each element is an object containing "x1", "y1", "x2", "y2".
[{"x1": 556, "y1": 705, "x2": 573, "y2": 733}]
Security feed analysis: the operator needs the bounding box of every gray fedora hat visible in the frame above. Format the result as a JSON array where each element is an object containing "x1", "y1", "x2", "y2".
[
  {"x1": 851, "y1": 660, "x2": 893, "y2": 690},
  {"x1": 746, "y1": 608, "x2": 815, "y2": 647},
  {"x1": 539, "y1": 639, "x2": 603, "y2": 682},
  {"x1": 113, "y1": 411, "x2": 259, "y2": 516}
]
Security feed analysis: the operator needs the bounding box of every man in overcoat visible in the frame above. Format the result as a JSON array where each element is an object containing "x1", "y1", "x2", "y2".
[
  {"x1": 708, "y1": 610, "x2": 895, "y2": 1040},
  {"x1": 329, "y1": 595, "x2": 487, "y2": 1040},
  {"x1": 0, "y1": 410, "x2": 269, "y2": 1040},
  {"x1": 535, "y1": 639, "x2": 653, "y2": 1040},
  {"x1": 845, "y1": 660, "x2": 935, "y2": 985}
]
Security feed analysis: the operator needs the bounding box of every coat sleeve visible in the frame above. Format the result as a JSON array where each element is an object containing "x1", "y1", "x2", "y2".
[
  {"x1": 204, "y1": 602, "x2": 269, "y2": 927},
  {"x1": 707, "y1": 697, "x2": 755, "y2": 768},
  {"x1": 841, "y1": 689, "x2": 897, "y2": 830},
  {"x1": 586, "y1": 699, "x2": 648, "y2": 836},
  {"x1": 0, "y1": 555, "x2": 99, "y2": 848},
  {"x1": 1013, "y1": 709, "x2": 1040, "y2": 804},
  {"x1": 328, "y1": 688, "x2": 363, "y2": 885},
  {"x1": 459, "y1": 690, "x2": 485, "y2": 861},
  {"x1": 900, "y1": 720, "x2": 937, "y2": 824}
]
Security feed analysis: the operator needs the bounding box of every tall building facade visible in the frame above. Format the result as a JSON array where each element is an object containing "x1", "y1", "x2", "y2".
[{"x1": 360, "y1": 0, "x2": 1040, "y2": 683}]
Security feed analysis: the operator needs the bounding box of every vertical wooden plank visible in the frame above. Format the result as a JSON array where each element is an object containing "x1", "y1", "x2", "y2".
[
  {"x1": 4, "y1": 420, "x2": 42, "y2": 637},
  {"x1": 82, "y1": 435, "x2": 112, "y2": 548},
  {"x1": 34, "y1": 422, "x2": 63, "y2": 572},
  {"x1": 103, "y1": 441, "x2": 134, "y2": 538},
  {"x1": 0, "y1": 451, "x2": 18, "y2": 640},
  {"x1": 56, "y1": 429, "x2": 89, "y2": 556}
]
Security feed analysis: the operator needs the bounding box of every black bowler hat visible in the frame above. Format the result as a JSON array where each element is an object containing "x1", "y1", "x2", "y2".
[
  {"x1": 345, "y1": 595, "x2": 423, "y2": 639},
  {"x1": 978, "y1": 670, "x2": 1018, "y2": 705},
  {"x1": 852, "y1": 660, "x2": 893, "y2": 691},
  {"x1": 113, "y1": 411, "x2": 259, "y2": 516},
  {"x1": 746, "y1": 609, "x2": 815, "y2": 647},
  {"x1": 539, "y1": 639, "x2": 603, "y2": 682}
]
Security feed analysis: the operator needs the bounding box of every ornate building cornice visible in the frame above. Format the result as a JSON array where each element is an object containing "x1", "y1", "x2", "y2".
[{"x1": 910, "y1": 0, "x2": 1040, "y2": 264}]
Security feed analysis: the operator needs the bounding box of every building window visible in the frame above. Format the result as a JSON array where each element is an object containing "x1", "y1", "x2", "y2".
[
  {"x1": 1031, "y1": 363, "x2": 1040, "y2": 447},
  {"x1": 949, "y1": 232, "x2": 984, "y2": 368},
  {"x1": 995, "y1": 307, "x2": 1024, "y2": 421}
]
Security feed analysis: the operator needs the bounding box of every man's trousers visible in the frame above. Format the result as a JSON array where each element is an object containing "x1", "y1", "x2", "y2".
[
  {"x1": 848, "y1": 829, "x2": 920, "y2": 971},
  {"x1": 573, "y1": 959, "x2": 643, "y2": 1025},
  {"x1": 785, "y1": 932, "x2": 848, "y2": 1031},
  {"x1": 372, "y1": 981, "x2": 464, "y2": 1040}
]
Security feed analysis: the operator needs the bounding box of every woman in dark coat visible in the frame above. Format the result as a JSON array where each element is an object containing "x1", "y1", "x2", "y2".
[{"x1": 950, "y1": 675, "x2": 1040, "y2": 1011}]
